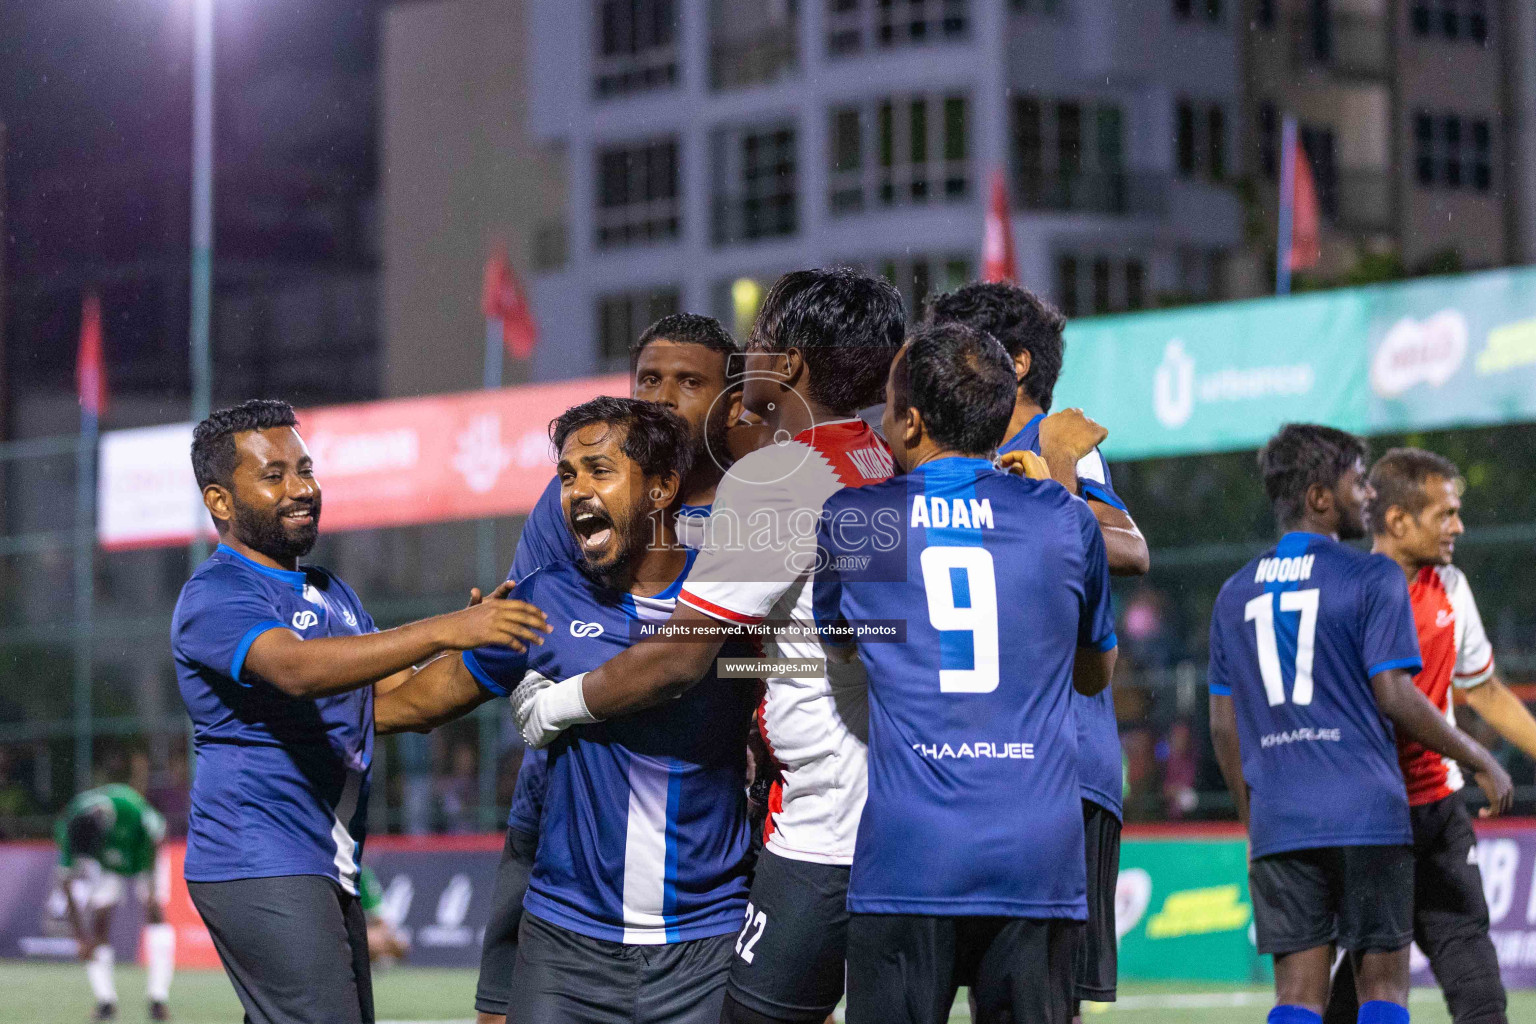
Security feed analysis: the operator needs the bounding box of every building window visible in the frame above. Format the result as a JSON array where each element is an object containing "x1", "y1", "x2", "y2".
[
  {"x1": 713, "y1": 124, "x2": 797, "y2": 244},
  {"x1": 827, "y1": 94, "x2": 970, "y2": 215},
  {"x1": 595, "y1": 139, "x2": 681, "y2": 249},
  {"x1": 1414, "y1": 111, "x2": 1494, "y2": 192},
  {"x1": 1172, "y1": 0, "x2": 1221, "y2": 22},
  {"x1": 1299, "y1": 125, "x2": 1338, "y2": 216},
  {"x1": 1411, "y1": 0, "x2": 1489, "y2": 44},
  {"x1": 595, "y1": 0, "x2": 680, "y2": 98},
  {"x1": 1012, "y1": 96, "x2": 1142, "y2": 215},
  {"x1": 1176, "y1": 102, "x2": 1196, "y2": 175},
  {"x1": 1056, "y1": 256, "x2": 1079, "y2": 316},
  {"x1": 1256, "y1": 0, "x2": 1275, "y2": 28},
  {"x1": 1258, "y1": 102, "x2": 1278, "y2": 180},
  {"x1": 710, "y1": 0, "x2": 798, "y2": 90},
  {"x1": 825, "y1": 0, "x2": 968, "y2": 56},
  {"x1": 1175, "y1": 99, "x2": 1226, "y2": 182},
  {"x1": 845, "y1": 254, "x2": 970, "y2": 313},
  {"x1": 597, "y1": 288, "x2": 681, "y2": 363},
  {"x1": 1057, "y1": 254, "x2": 1148, "y2": 316}
]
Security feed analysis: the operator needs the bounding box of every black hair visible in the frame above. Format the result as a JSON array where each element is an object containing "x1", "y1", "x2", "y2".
[
  {"x1": 1368, "y1": 447, "x2": 1462, "y2": 535},
  {"x1": 749, "y1": 267, "x2": 906, "y2": 414},
  {"x1": 923, "y1": 282, "x2": 1067, "y2": 412},
  {"x1": 1258, "y1": 423, "x2": 1370, "y2": 528},
  {"x1": 891, "y1": 323, "x2": 1017, "y2": 456},
  {"x1": 631, "y1": 313, "x2": 740, "y2": 370},
  {"x1": 550, "y1": 396, "x2": 695, "y2": 489},
  {"x1": 191, "y1": 399, "x2": 300, "y2": 490},
  {"x1": 66, "y1": 807, "x2": 109, "y2": 860}
]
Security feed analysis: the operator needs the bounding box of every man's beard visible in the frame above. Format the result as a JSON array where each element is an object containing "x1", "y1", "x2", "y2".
[
  {"x1": 574, "y1": 511, "x2": 650, "y2": 592},
  {"x1": 231, "y1": 496, "x2": 321, "y2": 561},
  {"x1": 694, "y1": 406, "x2": 733, "y2": 480},
  {"x1": 1338, "y1": 505, "x2": 1368, "y2": 541}
]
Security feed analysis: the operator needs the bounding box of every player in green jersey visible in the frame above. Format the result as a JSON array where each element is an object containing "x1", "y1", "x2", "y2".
[{"x1": 56, "y1": 784, "x2": 175, "y2": 1021}]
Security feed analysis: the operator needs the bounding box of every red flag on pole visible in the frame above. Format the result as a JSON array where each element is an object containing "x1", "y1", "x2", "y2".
[
  {"x1": 481, "y1": 247, "x2": 539, "y2": 360},
  {"x1": 981, "y1": 168, "x2": 1018, "y2": 284},
  {"x1": 1288, "y1": 137, "x2": 1321, "y2": 272},
  {"x1": 77, "y1": 291, "x2": 107, "y2": 418}
]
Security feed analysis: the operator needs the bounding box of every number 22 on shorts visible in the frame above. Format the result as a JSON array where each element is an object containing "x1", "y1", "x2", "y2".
[{"x1": 735, "y1": 901, "x2": 767, "y2": 963}]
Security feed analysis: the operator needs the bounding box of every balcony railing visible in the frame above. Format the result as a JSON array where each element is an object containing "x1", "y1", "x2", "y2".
[
  {"x1": 1013, "y1": 168, "x2": 1166, "y2": 217},
  {"x1": 712, "y1": 192, "x2": 798, "y2": 245},
  {"x1": 828, "y1": 159, "x2": 971, "y2": 215},
  {"x1": 1288, "y1": 12, "x2": 1388, "y2": 79}
]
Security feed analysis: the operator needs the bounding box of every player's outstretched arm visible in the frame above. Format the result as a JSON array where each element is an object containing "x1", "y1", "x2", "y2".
[
  {"x1": 1073, "y1": 645, "x2": 1117, "y2": 696},
  {"x1": 1463, "y1": 675, "x2": 1536, "y2": 762},
  {"x1": 1207, "y1": 694, "x2": 1249, "y2": 826},
  {"x1": 375, "y1": 654, "x2": 495, "y2": 735},
  {"x1": 583, "y1": 602, "x2": 728, "y2": 718},
  {"x1": 514, "y1": 603, "x2": 730, "y2": 748},
  {"x1": 1372, "y1": 668, "x2": 1514, "y2": 816},
  {"x1": 1090, "y1": 502, "x2": 1150, "y2": 577},
  {"x1": 245, "y1": 597, "x2": 550, "y2": 700}
]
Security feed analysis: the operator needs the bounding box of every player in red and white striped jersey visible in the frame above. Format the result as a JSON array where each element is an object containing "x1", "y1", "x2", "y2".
[
  {"x1": 1325, "y1": 448, "x2": 1536, "y2": 1024},
  {"x1": 513, "y1": 268, "x2": 907, "y2": 1024}
]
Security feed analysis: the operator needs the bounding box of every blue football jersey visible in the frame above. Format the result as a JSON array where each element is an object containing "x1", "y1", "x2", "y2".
[
  {"x1": 814, "y1": 456, "x2": 1117, "y2": 918},
  {"x1": 171, "y1": 545, "x2": 375, "y2": 892},
  {"x1": 503, "y1": 481, "x2": 714, "y2": 835},
  {"x1": 463, "y1": 557, "x2": 756, "y2": 944},
  {"x1": 1208, "y1": 532, "x2": 1422, "y2": 858},
  {"x1": 998, "y1": 414, "x2": 1126, "y2": 818}
]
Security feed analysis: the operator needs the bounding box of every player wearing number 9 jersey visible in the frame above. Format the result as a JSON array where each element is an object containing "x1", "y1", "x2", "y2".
[
  {"x1": 816, "y1": 323, "x2": 1118, "y2": 1024},
  {"x1": 1207, "y1": 424, "x2": 1510, "y2": 1024}
]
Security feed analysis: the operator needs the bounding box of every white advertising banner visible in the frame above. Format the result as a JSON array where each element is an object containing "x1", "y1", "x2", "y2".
[{"x1": 96, "y1": 422, "x2": 213, "y2": 550}]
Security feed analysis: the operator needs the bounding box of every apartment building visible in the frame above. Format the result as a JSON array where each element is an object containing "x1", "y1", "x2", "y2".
[
  {"x1": 383, "y1": 0, "x2": 1246, "y2": 382},
  {"x1": 1243, "y1": 0, "x2": 1536, "y2": 277}
]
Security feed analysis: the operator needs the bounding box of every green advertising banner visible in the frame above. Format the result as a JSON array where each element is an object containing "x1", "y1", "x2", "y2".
[
  {"x1": 1058, "y1": 266, "x2": 1536, "y2": 460},
  {"x1": 1116, "y1": 835, "x2": 1271, "y2": 984}
]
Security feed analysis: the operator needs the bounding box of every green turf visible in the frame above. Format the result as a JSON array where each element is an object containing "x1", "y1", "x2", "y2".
[{"x1": 3, "y1": 962, "x2": 1534, "y2": 1023}]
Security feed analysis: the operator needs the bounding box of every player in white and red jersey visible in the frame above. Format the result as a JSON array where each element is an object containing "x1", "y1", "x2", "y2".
[
  {"x1": 1325, "y1": 447, "x2": 1536, "y2": 1024},
  {"x1": 513, "y1": 268, "x2": 907, "y2": 1024}
]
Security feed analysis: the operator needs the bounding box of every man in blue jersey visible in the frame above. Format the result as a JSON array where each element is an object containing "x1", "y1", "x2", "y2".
[
  {"x1": 171, "y1": 400, "x2": 549, "y2": 1024},
  {"x1": 925, "y1": 282, "x2": 1145, "y2": 1019},
  {"x1": 810, "y1": 322, "x2": 1117, "y2": 1024},
  {"x1": 511, "y1": 269, "x2": 908, "y2": 1024},
  {"x1": 479, "y1": 314, "x2": 746, "y2": 1024},
  {"x1": 1207, "y1": 423, "x2": 1512, "y2": 1024},
  {"x1": 377, "y1": 397, "x2": 759, "y2": 1024}
]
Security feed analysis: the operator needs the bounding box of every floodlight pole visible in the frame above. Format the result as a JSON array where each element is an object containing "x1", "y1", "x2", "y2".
[{"x1": 189, "y1": 0, "x2": 214, "y2": 564}]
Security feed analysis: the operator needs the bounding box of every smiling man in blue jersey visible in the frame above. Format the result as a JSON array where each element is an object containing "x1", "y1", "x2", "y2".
[
  {"x1": 925, "y1": 282, "x2": 1146, "y2": 1020},
  {"x1": 1207, "y1": 424, "x2": 1513, "y2": 1024},
  {"x1": 171, "y1": 400, "x2": 549, "y2": 1024},
  {"x1": 377, "y1": 397, "x2": 759, "y2": 1024},
  {"x1": 808, "y1": 322, "x2": 1117, "y2": 1024},
  {"x1": 474, "y1": 314, "x2": 745, "y2": 1024}
]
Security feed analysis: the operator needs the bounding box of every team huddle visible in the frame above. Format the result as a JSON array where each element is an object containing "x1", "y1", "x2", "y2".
[{"x1": 112, "y1": 265, "x2": 1530, "y2": 1024}]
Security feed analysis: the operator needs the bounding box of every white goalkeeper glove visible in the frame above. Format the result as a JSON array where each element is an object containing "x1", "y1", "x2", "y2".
[{"x1": 512, "y1": 671, "x2": 597, "y2": 748}]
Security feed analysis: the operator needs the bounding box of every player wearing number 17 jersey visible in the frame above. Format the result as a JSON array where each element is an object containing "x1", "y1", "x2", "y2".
[
  {"x1": 1207, "y1": 424, "x2": 1511, "y2": 1024},
  {"x1": 816, "y1": 323, "x2": 1118, "y2": 1024}
]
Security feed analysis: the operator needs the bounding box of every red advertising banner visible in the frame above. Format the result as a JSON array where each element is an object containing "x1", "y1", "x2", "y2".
[
  {"x1": 296, "y1": 375, "x2": 627, "y2": 533},
  {"x1": 98, "y1": 375, "x2": 629, "y2": 550}
]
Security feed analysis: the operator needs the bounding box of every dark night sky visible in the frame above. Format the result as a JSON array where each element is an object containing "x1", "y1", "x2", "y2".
[{"x1": 0, "y1": 1, "x2": 381, "y2": 420}]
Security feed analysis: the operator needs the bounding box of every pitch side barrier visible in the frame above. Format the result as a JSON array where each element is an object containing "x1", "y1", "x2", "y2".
[{"x1": 5, "y1": 822, "x2": 1536, "y2": 986}]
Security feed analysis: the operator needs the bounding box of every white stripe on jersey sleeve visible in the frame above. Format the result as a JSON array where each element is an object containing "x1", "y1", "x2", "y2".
[
  {"x1": 1445, "y1": 565, "x2": 1495, "y2": 687},
  {"x1": 1075, "y1": 449, "x2": 1107, "y2": 486},
  {"x1": 621, "y1": 752, "x2": 672, "y2": 945}
]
